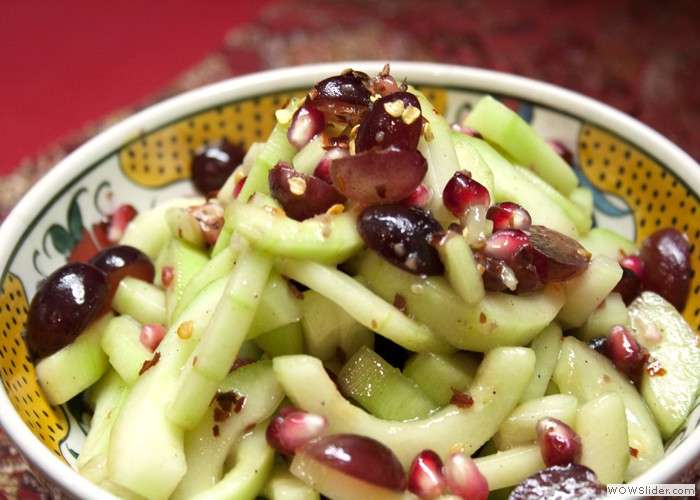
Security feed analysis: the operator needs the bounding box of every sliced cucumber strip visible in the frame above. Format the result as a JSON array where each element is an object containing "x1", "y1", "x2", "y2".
[
  {"x1": 273, "y1": 347, "x2": 535, "y2": 469},
  {"x1": 578, "y1": 227, "x2": 637, "y2": 261},
  {"x1": 628, "y1": 291, "x2": 700, "y2": 440},
  {"x1": 36, "y1": 313, "x2": 113, "y2": 406},
  {"x1": 262, "y1": 460, "x2": 321, "y2": 500},
  {"x1": 111, "y1": 277, "x2": 166, "y2": 327},
  {"x1": 402, "y1": 351, "x2": 479, "y2": 407},
  {"x1": 573, "y1": 292, "x2": 630, "y2": 342},
  {"x1": 100, "y1": 315, "x2": 151, "y2": 385},
  {"x1": 436, "y1": 230, "x2": 485, "y2": 306},
  {"x1": 473, "y1": 444, "x2": 545, "y2": 491},
  {"x1": 255, "y1": 322, "x2": 305, "y2": 358},
  {"x1": 519, "y1": 323, "x2": 562, "y2": 403}
]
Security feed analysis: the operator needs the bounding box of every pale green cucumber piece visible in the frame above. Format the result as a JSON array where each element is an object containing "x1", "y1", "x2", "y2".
[
  {"x1": 167, "y1": 246, "x2": 273, "y2": 429},
  {"x1": 111, "y1": 277, "x2": 166, "y2": 327},
  {"x1": 557, "y1": 254, "x2": 623, "y2": 328},
  {"x1": 410, "y1": 87, "x2": 461, "y2": 223},
  {"x1": 492, "y1": 394, "x2": 578, "y2": 450},
  {"x1": 263, "y1": 460, "x2": 320, "y2": 500},
  {"x1": 228, "y1": 200, "x2": 364, "y2": 265},
  {"x1": 574, "y1": 292, "x2": 630, "y2": 342},
  {"x1": 578, "y1": 227, "x2": 637, "y2": 261},
  {"x1": 300, "y1": 289, "x2": 374, "y2": 362},
  {"x1": 120, "y1": 196, "x2": 206, "y2": 260},
  {"x1": 461, "y1": 135, "x2": 578, "y2": 238},
  {"x1": 169, "y1": 244, "x2": 237, "y2": 323},
  {"x1": 569, "y1": 186, "x2": 594, "y2": 225},
  {"x1": 519, "y1": 323, "x2": 563, "y2": 402},
  {"x1": 576, "y1": 392, "x2": 630, "y2": 485},
  {"x1": 155, "y1": 237, "x2": 209, "y2": 323},
  {"x1": 291, "y1": 447, "x2": 407, "y2": 500},
  {"x1": 249, "y1": 270, "x2": 303, "y2": 337},
  {"x1": 292, "y1": 134, "x2": 327, "y2": 175},
  {"x1": 338, "y1": 345, "x2": 438, "y2": 421},
  {"x1": 464, "y1": 95, "x2": 578, "y2": 196},
  {"x1": 36, "y1": 313, "x2": 112, "y2": 406},
  {"x1": 77, "y1": 368, "x2": 129, "y2": 477},
  {"x1": 552, "y1": 336, "x2": 664, "y2": 480},
  {"x1": 628, "y1": 291, "x2": 700, "y2": 440},
  {"x1": 514, "y1": 164, "x2": 592, "y2": 236},
  {"x1": 273, "y1": 347, "x2": 535, "y2": 469},
  {"x1": 255, "y1": 322, "x2": 305, "y2": 357},
  {"x1": 474, "y1": 444, "x2": 545, "y2": 491},
  {"x1": 451, "y1": 130, "x2": 496, "y2": 200},
  {"x1": 171, "y1": 360, "x2": 284, "y2": 499},
  {"x1": 402, "y1": 351, "x2": 480, "y2": 407},
  {"x1": 357, "y1": 251, "x2": 565, "y2": 352},
  {"x1": 108, "y1": 277, "x2": 226, "y2": 499},
  {"x1": 100, "y1": 315, "x2": 151, "y2": 385},
  {"x1": 275, "y1": 257, "x2": 451, "y2": 354},
  {"x1": 165, "y1": 205, "x2": 206, "y2": 248},
  {"x1": 236, "y1": 98, "x2": 300, "y2": 201},
  {"x1": 436, "y1": 230, "x2": 485, "y2": 306}
]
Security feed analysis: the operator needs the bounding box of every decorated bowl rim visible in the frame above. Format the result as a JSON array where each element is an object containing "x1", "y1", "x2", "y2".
[{"x1": 1, "y1": 60, "x2": 699, "y2": 499}]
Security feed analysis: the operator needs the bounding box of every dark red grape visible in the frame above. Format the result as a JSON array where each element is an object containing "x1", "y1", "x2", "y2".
[
  {"x1": 329, "y1": 148, "x2": 427, "y2": 205},
  {"x1": 191, "y1": 139, "x2": 245, "y2": 195},
  {"x1": 307, "y1": 72, "x2": 372, "y2": 126},
  {"x1": 88, "y1": 245, "x2": 155, "y2": 307},
  {"x1": 527, "y1": 225, "x2": 591, "y2": 282},
  {"x1": 509, "y1": 464, "x2": 606, "y2": 499},
  {"x1": 355, "y1": 91, "x2": 422, "y2": 153},
  {"x1": 357, "y1": 204, "x2": 444, "y2": 276},
  {"x1": 268, "y1": 162, "x2": 346, "y2": 221},
  {"x1": 25, "y1": 263, "x2": 109, "y2": 360},
  {"x1": 303, "y1": 434, "x2": 406, "y2": 492},
  {"x1": 640, "y1": 228, "x2": 691, "y2": 311}
]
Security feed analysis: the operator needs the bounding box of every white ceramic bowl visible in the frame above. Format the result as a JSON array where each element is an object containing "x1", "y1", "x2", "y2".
[{"x1": 1, "y1": 61, "x2": 699, "y2": 499}]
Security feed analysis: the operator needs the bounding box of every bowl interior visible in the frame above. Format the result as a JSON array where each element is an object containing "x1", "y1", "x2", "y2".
[{"x1": 1, "y1": 62, "x2": 699, "y2": 496}]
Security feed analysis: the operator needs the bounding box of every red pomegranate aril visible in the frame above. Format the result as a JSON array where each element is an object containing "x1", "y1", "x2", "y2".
[
  {"x1": 266, "y1": 409, "x2": 328, "y2": 455},
  {"x1": 442, "y1": 171, "x2": 491, "y2": 220},
  {"x1": 329, "y1": 147, "x2": 428, "y2": 205},
  {"x1": 640, "y1": 227, "x2": 691, "y2": 311},
  {"x1": 232, "y1": 175, "x2": 246, "y2": 199},
  {"x1": 536, "y1": 417, "x2": 582, "y2": 467},
  {"x1": 408, "y1": 449, "x2": 447, "y2": 498},
  {"x1": 602, "y1": 324, "x2": 649, "y2": 385},
  {"x1": 302, "y1": 434, "x2": 406, "y2": 492},
  {"x1": 191, "y1": 139, "x2": 245, "y2": 196},
  {"x1": 486, "y1": 201, "x2": 532, "y2": 231},
  {"x1": 528, "y1": 225, "x2": 591, "y2": 282},
  {"x1": 288, "y1": 105, "x2": 325, "y2": 149},
  {"x1": 269, "y1": 162, "x2": 346, "y2": 221},
  {"x1": 355, "y1": 91, "x2": 423, "y2": 153},
  {"x1": 106, "y1": 204, "x2": 138, "y2": 244},
  {"x1": 140, "y1": 324, "x2": 166, "y2": 351},
  {"x1": 483, "y1": 229, "x2": 531, "y2": 262},
  {"x1": 357, "y1": 204, "x2": 445, "y2": 276},
  {"x1": 401, "y1": 184, "x2": 431, "y2": 208},
  {"x1": 619, "y1": 254, "x2": 644, "y2": 278},
  {"x1": 25, "y1": 262, "x2": 109, "y2": 360},
  {"x1": 443, "y1": 451, "x2": 489, "y2": 500}
]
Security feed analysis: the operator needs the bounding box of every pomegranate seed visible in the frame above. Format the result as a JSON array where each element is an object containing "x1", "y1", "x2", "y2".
[
  {"x1": 443, "y1": 452, "x2": 489, "y2": 500},
  {"x1": 486, "y1": 201, "x2": 532, "y2": 231},
  {"x1": 536, "y1": 417, "x2": 582, "y2": 467},
  {"x1": 483, "y1": 228, "x2": 531, "y2": 262},
  {"x1": 161, "y1": 265, "x2": 174, "y2": 287},
  {"x1": 442, "y1": 171, "x2": 490, "y2": 220},
  {"x1": 603, "y1": 324, "x2": 649, "y2": 385},
  {"x1": 107, "y1": 204, "x2": 138, "y2": 244},
  {"x1": 619, "y1": 254, "x2": 644, "y2": 278},
  {"x1": 401, "y1": 184, "x2": 431, "y2": 208},
  {"x1": 140, "y1": 324, "x2": 166, "y2": 351},
  {"x1": 288, "y1": 105, "x2": 325, "y2": 149},
  {"x1": 266, "y1": 409, "x2": 328, "y2": 455},
  {"x1": 232, "y1": 175, "x2": 247, "y2": 199},
  {"x1": 408, "y1": 450, "x2": 447, "y2": 499}
]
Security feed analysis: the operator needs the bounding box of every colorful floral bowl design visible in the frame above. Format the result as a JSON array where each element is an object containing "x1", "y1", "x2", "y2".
[{"x1": 0, "y1": 62, "x2": 698, "y2": 498}]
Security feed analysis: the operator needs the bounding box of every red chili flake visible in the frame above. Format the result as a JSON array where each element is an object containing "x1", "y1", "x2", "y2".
[
  {"x1": 336, "y1": 346, "x2": 347, "y2": 365},
  {"x1": 216, "y1": 390, "x2": 242, "y2": 414},
  {"x1": 284, "y1": 278, "x2": 305, "y2": 300},
  {"x1": 629, "y1": 447, "x2": 639, "y2": 458},
  {"x1": 234, "y1": 395, "x2": 246, "y2": 414},
  {"x1": 393, "y1": 293, "x2": 407, "y2": 314},
  {"x1": 161, "y1": 266, "x2": 174, "y2": 287},
  {"x1": 230, "y1": 357, "x2": 256, "y2": 373},
  {"x1": 212, "y1": 425, "x2": 220, "y2": 437},
  {"x1": 449, "y1": 387, "x2": 474, "y2": 408},
  {"x1": 213, "y1": 407, "x2": 230, "y2": 423},
  {"x1": 138, "y1": 352, "x2": 161, "y2": 376},
  {"x1": 479, "y1": 312, "x2": 487, "y2": 324},
  {"x1": 244, "y1": 422, "x2": 257, "y2": 433},
  {"x1": 645, "y1": 356, "x2": 667, "y2": 377}
]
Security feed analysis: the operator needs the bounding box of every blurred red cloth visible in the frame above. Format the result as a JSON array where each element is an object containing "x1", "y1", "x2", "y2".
[{"x1": 0, "y1": 0, "x2": 277, "y2": 175}]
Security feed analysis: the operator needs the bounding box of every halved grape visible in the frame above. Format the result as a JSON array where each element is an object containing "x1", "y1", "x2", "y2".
[
  {"x1": 357, "y1": 204, "x2": 444, "y2": 276},
  {"x1": 355, "y1": 91, "x2": 422, "y2": 153},
  {"x1": 640, "y1": 227, "x2": 691, "y2": 311},
  {"x1": 306, "y1": 73, "x2": 372, "y2": 126},
  {"x1": 329, "y1": 148, "x2": 427, "y2": 205},
  {"x1": 89, "y1": 245, "x2": 155, "y2": 308},
  {"x1": 509, "y1": 464, "x2": 606, "y2": 499},
  {"x1": 25, "y1": 263, "x2": 109, "y2": 360},
  {"x1": 528, "y1": 225, "x2": 591, "y2": 282},
  {"x1": 268, "y1": 162, "x2": 346, "y2": 221}
]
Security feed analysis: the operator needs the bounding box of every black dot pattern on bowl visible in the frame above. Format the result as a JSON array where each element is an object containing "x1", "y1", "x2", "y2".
[
  {"x1": 578, "y1": 123, "x2": 700, "y2": 332},
  {"x1": 118, "y1": 91, "x2": 303, "y2": 188},
  {"x1": 0, "y1": 273, "x2": 69, "y2": 461}
]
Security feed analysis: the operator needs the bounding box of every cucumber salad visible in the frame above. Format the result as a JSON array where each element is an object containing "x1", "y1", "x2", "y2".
[{"x1": 25, "y1": 65, "x2": 698, "y2": 499}]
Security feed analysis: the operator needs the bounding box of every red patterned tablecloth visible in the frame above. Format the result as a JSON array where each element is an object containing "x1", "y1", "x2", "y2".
[{"x1": 1, "y1": 0, "x2": 699, "y2": 497}]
